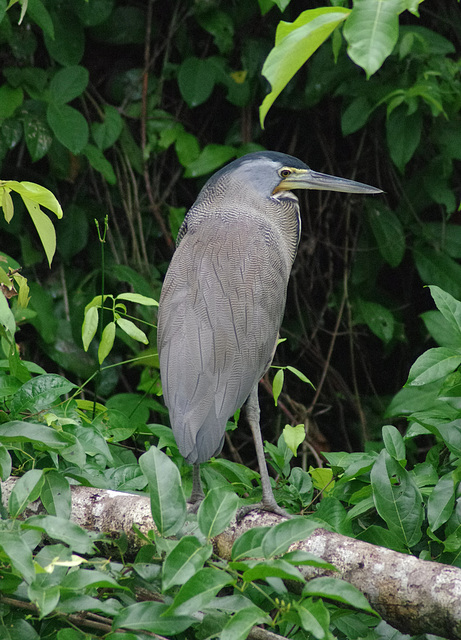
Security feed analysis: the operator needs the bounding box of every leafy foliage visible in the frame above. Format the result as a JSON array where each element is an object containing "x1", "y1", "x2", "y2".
[{"x1": 0, "y1": 0, "x2": 461, "y2": 638}]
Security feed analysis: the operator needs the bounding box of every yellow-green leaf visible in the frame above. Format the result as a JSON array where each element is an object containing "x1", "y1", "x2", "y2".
[
  {"x1": 98, "y1": 321, "x2": 116, "y2": 364},
  {"x1": 116, "y1": 317, "x2": 149, "y2": 344},
  {"x1": 260, "y1": 7, "x2": 350, "y2": 127},
  {"x1": 22, "y1": 196, "x2": 56, "y2": 267},
  {"x1": 283, "y1": 424, "x2": 305, "y2": 456},
  {"x1": 2, "y1": 188, "x2": 14, "y2": 223},
  {"x1": 82, "y1": 306, "x2": 99, "y2": 351}
]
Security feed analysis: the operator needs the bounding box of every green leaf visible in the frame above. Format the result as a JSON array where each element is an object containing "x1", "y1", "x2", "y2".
[
  {"x1": 382, "y1": 425, "x2": 406, "y2": 463},
  {"x1": 261, "y1": 517, "x2": 319, "y2": 557},
  {"x1": 139, "y1": 446, "x2": 186, "y2": 537},
  {"x1": 198, "y1": 489, "x2": 239, "y2": 539},
  {"x1": 23, "y1": 515, "x2": 94, "y2": 554},
  {"x1": 366, "y1": 202, "x2": 405, "y2": 268},
  {"x1": 406, "y1": 347, "x2": 461, "y2": 386},
  {"x1": 0, "y1": 85, "x2": 23, "y2": 118},
  {"x1": 184, "y1": 144, "x2": 236, "y2": 178},
  {"x1": 427, "y1": 473, "x2": 455, "y2": 532},
  {"x1": 0, "y1": 421, "x2": 74, "y2": 449},
  {"x1": 47, "y1": 103, "x2": 89, "y2": 154},
  {"x1": 44, "y1": 10, "x2": 85, "y2": 66},
  {"x1": 98, "y1": 321, "x2": 116, "y2": 364},
  {"x1": 386, "y1": 106, "x2": 422, "y2": 172},
  {"x1": 23, "y1": 114, "x2": 53, "y2": 162},
  {"x1": 116, "y1": 292, "x2": 158, "y2": 306},
  {"x1": 0, "y1": 532, "x2": 35, "y2": 584},
  {"x1": 83, "y1": 144, "x2": 116, "y2": 184},
  {"x1": 27, "y1": 0, "x2": 54, "y2": 38},
  {"x1": 0, "y1": 443, "x2": 12, "y2": 480},
  {"x1": 9, "y1": 469, "x2": 44, "y2": 517},
  {"x1": 22, "y1": 197, "x2": 56, "y2": 267},
  {"x1": 428, "y1": 285, "x2": 461, "y2": 340},
  {"x1": 6, "y1": 181, "x2": 63, "y2": 218},
  {"x1": 49, "y1": 65, "x2": 89, "y2": 104},
  {"x1": 343, "y1": 0, "x2": 400, "y2": 78},
  {"x1": 231, "y1": 527, "x2": 270, "y2": 561},
  {"x1": 167, "y1": 567, "x2": 234, "y2": 616},
  {"x1": 286, "y1": 365, "x2": 314, "y2": 387},
  {"x1": 92, "y1": 104, "x2": 123, "y2": 150},
  {"x1": 9, "y1": 374, "x2": 76, "y2": 416},
  {"x1": 162, "y1": 536, "x2": 212, "y2": 591},
  {"x1": 413, "y1": 246, "x2": 461, "y2": 301},
  {"x1": 283, "y1": 424, "x2": 305, "y2": 456},
  {"x1": 302, "y1": 577, "x2": 377, "y2": 614},
  {"x1": 113, "y1": 601, "x2": 194, "y2": 635},
  {"x1": 242, "y1": 558, "x2": 305, "y2": 583},
  {"x1": 40, "y1": 471, "x2": 71, "y2": 519},
  {"x1": 260, "y1": 8, "x2": 350, "y2": 127},
  {"x1": 61, "y1": 569, "x2": 122, "y2": 590},
  {"x1": 292, "y1": 599, "x2": 329, "y2": 639},
  {"x1": 28, "y1": 583, "x2": 60, "y2": 618},
  {"x1": 116, "y1": 318, "x2": 148, "y2": 344},
  {"x1": 370, "y1": 449, "x2": 423, "y2": 547},
  {"x1": 178, "y1": 57, "x2": 216, "y2": 107},
  {"x1": 220, "y1": 606, "x2": 270, "y2": 640},
  {"x1": 82, "y1": 305, "x2": 99, "y2": 351},
  {"x1": 272, "y1": 368, "x2": 284, "y2": 406}
]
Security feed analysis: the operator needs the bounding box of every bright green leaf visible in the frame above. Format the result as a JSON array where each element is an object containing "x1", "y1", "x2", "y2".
[
  {"x1": 344, "y1": 0, "x2": 400, "y2": 78},
  {"x1": 406, "y1": 347, "x2": 461, "y2": 386},
  {"x1": 198, "y1": 489, "x2": 239, "y2": 539},
  {"x1": 283, "y1": 424, "x2": 305, "y2": 456},
  {"x1": 260, "y1": 8, "x2": 350, "y2": 127},
  {"x1": 303, "y1": 576, "x2": 377, "y2": 614},
  {"x1": 116, "y1": 318, "x2": 148, "y2": 344},
  {"x1": 98, "y1": 321, "x2": 116, "y2": 364},
  {"x1": 139, "y1": 446, "x2": 186, "y2": 537},
  {"x1": 82, "y1": 305, "x2": 99, "y2": 351},
  {"x1": 162, "y1": 536, "x2": 212, "y2": 591},
  {"x1": 272, "y1": 368, "x2": 284, "y2": 406}
]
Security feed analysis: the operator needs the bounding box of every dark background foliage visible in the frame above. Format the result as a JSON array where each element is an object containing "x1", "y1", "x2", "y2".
[{"x1": 2, "y1": 0, "x2": 460, "y2": 463}]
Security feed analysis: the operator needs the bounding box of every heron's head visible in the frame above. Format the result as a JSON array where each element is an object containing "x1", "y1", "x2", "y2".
[{"x1": 205, "y1": 151, "x2": 382, "y2": 201}]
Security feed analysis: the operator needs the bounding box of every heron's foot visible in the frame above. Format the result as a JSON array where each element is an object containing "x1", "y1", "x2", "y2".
[
  {"x1": 186, "y1": 497, "x2": 203, "y2": 514},
  {"x1": 236, "y1": 500, "x2": 291, "y2": 523}
]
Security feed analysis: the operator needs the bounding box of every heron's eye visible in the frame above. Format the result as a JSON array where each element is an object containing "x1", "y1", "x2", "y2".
[{"x1": 280, "y1": 168, "x2": 292, "y2": 178}]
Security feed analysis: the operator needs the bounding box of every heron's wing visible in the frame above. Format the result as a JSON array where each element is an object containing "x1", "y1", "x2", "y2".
[{"x1": 157, "y1": 218, "x2": 291, "y2": 464}]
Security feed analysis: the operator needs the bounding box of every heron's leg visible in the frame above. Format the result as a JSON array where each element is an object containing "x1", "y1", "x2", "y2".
[
  {"x1": 188, "y1": 463, "x2": 205, "y2": 510},
  {"x1": 244, "y1": 384, "x2": 289, "y2": 518}
]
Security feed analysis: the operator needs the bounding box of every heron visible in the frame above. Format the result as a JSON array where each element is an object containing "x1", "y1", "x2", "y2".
[{"x1": 157, "y1": 151, "x2": 382, "y2": 515}]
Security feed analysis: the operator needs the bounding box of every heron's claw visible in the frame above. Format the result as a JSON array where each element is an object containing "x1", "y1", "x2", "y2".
[{"x1": 236, "y1": 501, "x2": 291, "y2": 523}]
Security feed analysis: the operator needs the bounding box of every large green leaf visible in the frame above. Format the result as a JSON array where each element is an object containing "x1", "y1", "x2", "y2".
[
  {"x1": 139, "y1": 446, "x2": 186, "y2": 537},
  {"x1": 406, "y1": 347, "x2": 461, "y2": 386},
  {"x1": 167, "y1": 567, "x2": 234, "y2": 616},
  {"x1": 370, "y1": 449, "x2": 423, "y2": 547},
  {"x1": 46, "y1": 103, "x2": 89, "y2": 154},
  {"x1": 220, "y1": 606, "x2": 270, "y2": 640},
  {"x1": 344, "y1": 0, "x2": 401, "y2": 78},
  {"x1": 260, "y1": 7, "x2": 349, "y2": 127},
  {"x1": 427, "y1": 473, "x2": 455, "y2": 532},
  {"x1": 197, "y1": 489, "x2": 239, "y2": 539},
  {"x1": 22, "y1": 197, "x2": 56, "y2": 267},
  {"x1": 113, "y1": 601, "x2": 194, "y2": 635},
  {"x1": 162, "y1": 536, "x2": 212, "y2": 591},
  {"x1": 49, "y1": 65, "x2": 89, "y2": 104},
  {"x1": 8, "y1": 469, "x2": 44, "y2": 517},
  {"x1": 178, "y1": 57, "x2": 216, "y2": 107},
  {"x1": 9, "y1": 374, "x2": 76, "y2": 416},
  {"x1": 261, "y1": 517, "x2": 319, "y2": 557},
  {"x1": 386, "y1": 106, "x2": 422, "y2": 172},
  {"x1": 23, "y1": 515, "x2": 94, "y2": 554},
  {"x1": 303, "y1": 577, "x2": 377, "y2": 615},
  {"x1": 428, "y1": 285, "x2": 461, "y2": 341}
]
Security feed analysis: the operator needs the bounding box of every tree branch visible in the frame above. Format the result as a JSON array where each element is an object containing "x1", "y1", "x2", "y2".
[{"x1": 2, "y1": 479, "x2": 461, "y2": 639}]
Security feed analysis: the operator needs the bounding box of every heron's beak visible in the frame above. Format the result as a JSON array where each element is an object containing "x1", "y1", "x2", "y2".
[{"x1": 276, "y1": 168, "x2": 383, "y2": 195}]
